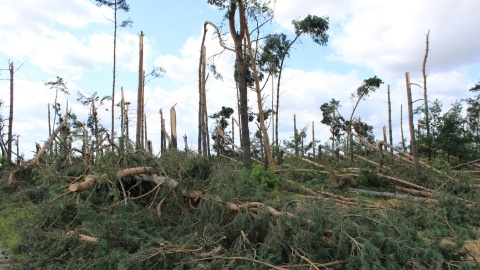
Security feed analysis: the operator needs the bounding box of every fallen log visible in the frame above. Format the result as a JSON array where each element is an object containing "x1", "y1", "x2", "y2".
[
  {"x1": 68, "y1": 167, "x2": 154, "y2": 192},
  {"x1": 347, "y1": 188, "x2": 439, "y2": 205}
]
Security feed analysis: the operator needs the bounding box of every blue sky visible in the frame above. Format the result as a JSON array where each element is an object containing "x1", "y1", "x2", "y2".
[{"x1": 1, "y1": 0, "x2": 479, "y2": 159}]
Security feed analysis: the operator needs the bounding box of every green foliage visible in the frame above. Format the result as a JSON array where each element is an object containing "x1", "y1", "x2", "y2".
[
  {"x1": 250, "y1": 163, "x2": 280, "y2": 191},
  {"x1": 292, "y1": 14, "x2": 329, "y2": 46},
  {"x1": 320, "y1": 98, "x2": 345, "y2": 146},
  {"x1": 353, "y1": 169, "x2": 389, "y2": 189},
  {"x1": 207, "y1": 162, "x2": 266, "y2": 202}
]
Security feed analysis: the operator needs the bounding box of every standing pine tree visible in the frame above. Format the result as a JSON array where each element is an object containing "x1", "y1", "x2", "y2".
[{"x1": 95, "y1": 0, "x2": 132, "y2": 147}]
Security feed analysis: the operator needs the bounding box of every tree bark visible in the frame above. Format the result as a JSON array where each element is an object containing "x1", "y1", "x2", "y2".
[
  {"x1": 170, "y1": 105, "x2": 177, "y2": 149},
  {"x1": 8, "y1": 62, "x2": 14, "y2": 163},
  {"x1": 69, "y1": 166, "x2": 154, "y2": 192},
  {"x1": 228, "y1": 1, "x2": 251, "y2": 169},
  {"x1": 406, "y1": 72, "x2": 421, "y2": 180},
  {"x1": 387, "y1": 85, "x2": 393, "y2": 154},
  {"x1": 244, "y1": 19, "x2": 275, "y2": 169},
  {"x1": 136, "y1": 31, "x2": 144, "y2": 150},
  {"x1": 30, "y1": 121, "x2": 67, "y2": 165},
  {"x1": 422, "y1": 30, "x2": 431, "y2": 160},
  {"x1": 111, "y1": 0, "x2": 118, "y2": 149}
]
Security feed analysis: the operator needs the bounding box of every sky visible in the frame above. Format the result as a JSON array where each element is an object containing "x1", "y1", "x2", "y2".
[{"x1": 0, "y1": 0, "x2": 479, "y2": 159}]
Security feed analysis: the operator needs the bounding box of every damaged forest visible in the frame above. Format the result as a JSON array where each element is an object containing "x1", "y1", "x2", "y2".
[{"x1": 1, "y1": 0, "x2": 480, "y2": 269}]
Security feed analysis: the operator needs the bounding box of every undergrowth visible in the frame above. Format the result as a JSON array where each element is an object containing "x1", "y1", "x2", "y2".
[{"x1": 0, "y1": 150, "x2": 479, "y2": 269}]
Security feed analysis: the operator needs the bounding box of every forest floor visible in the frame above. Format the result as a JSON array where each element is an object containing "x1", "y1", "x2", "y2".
[{"x1": 1, "y1": 149, "x2": 480, "y2": 269}]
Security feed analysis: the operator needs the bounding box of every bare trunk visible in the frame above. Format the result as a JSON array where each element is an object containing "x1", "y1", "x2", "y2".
[
  {"x1": 312, "y1": 121, "x2": 315, "y2": 158},
  {"x1": 160, "y1": 109, "x2": 165, "y2": 154},
  {"x1": 144, "y1": 113, "x2": 147, "y2": 150},
  {"x1": 7, "y1": 62, "x2": 13, "y2": 163},
  {"x1": 48, "y1": 103, "x2": 52, "y2": 155},
  {"x1": 136, "y1": 31, "x2": 144, "y2": 150},
  {"x1": 294, "y1": 114, "x2": 298, "y2": 156},
  {"x1": 401, "y1": 104, "x2": 406, "y2": 151},
  {"x1": 422, "y1": 30, "x2": 431, "y2": 160},
  {"x1": 111, "y1": 2, "x2": 117, "y2": 148},
  {"x1": 170, "y1": 105, "x2": 177, "y2": 149},
  {"x1": 406, "y1": 72, "x2": 421, "y2": 180},
  {"x1": 229, "y1": 1, "x2": 251, "y2": 169},
  {"x1": 387, "y1": 85, "x2": 393, "y2": 154}
]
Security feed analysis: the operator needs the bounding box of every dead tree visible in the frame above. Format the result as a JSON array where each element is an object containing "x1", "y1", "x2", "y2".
[
  {"x1": 136, "y1": 31, "x2": 144, "y2": 150},
  {"x1": 422, "y1": 30, "x2": 431, "y2": 160},
  {"x1": 387, "y1": 85, "x2": 393, "y2": 154},
  {"x1": 406, "y1": 72, "x2": 421, "y2": 180},
  {"x1": 7, "y1": 62, "x2": 14, "y2": 163},
  {"x1": 170, "y1": 105, "x2": 177, "y2": 149}
]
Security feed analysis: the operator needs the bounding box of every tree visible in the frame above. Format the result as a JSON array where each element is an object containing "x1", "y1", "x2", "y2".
[
  {"x1": 436, "y1": 101, "x2": 468, "y2": 162},
  {"x1": 207, "y1": 0, "x2": 272, "y2": 169},
  {"x1": 259, "y1": 15, "x2": 329, "y2": 160},
  {"x1": 320, "y1": 99, "x2": 345, "y2": 149},
  {"x1": 210, "y1": 106, "x2": 235, "y2": 155},
  {"x1": 77, "y1": 92, "x2": 111, "y2": 155},
  {"x1": 7, "y1": 62, "x2": 14, "y2": 163},
  {"x1": 347, "y1": 76, "x2": 383, "y2": 162},
  {"x1": 95, "y1": 0, "x2": 132, "y2": 145},
  {"x1": 466, "y1": 82, "x2": 480, "y2": 157}
]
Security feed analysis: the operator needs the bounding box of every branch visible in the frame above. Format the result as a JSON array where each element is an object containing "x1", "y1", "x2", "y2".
[{"x1": 205, "y1": 21, "x2": 234, "y2": 52}]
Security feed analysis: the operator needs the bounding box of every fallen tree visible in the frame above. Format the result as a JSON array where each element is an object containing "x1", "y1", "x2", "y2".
[{"x1": 69, "y1": 167, "x2": 154, "y2": 192}]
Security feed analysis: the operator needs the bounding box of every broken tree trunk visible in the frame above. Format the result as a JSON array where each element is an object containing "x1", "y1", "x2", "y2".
[
  {"x1": 244, "y1": 17, "x2": 274, "y2": 170},
  {"x1": 387, "y1": 85, "x2": 393, "y2": 155},
  {"x1": 31, "y1": 121, "x2": 67, "y2": 165},
  {"x1": 136, "y1": 31, "x2": 145, "y2": 150},
  {"x1": 68, "y1": 166, "x2": 154, "y2": 192},
  {"x1": 406, "y1": 72, "x2": 421, "y2": 180}
]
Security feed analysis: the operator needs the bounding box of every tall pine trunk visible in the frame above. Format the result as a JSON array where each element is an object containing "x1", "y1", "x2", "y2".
[
  {"x1": 7, "y1": 62, "x2": 14, "y2": 163},
  {"x1": 229, "y1": 1, "x2": 251, "y2": 169},
  {"x1": 406, "y1": 72, "x2": 421, "y2": 180},
  {"x1": 136, "y1": 31, "x2": 144, "y2": 150}
]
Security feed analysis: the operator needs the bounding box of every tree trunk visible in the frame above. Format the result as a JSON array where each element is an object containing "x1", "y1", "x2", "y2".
[
  {"x1": 136, "y1": 31, "x2": 144, "y2": 150},
  {"x1": 170, "y1": 105, "x2": 177, "y2": 149},
  {"x1": 229, "y1": 1, "x2": 251, "y2": 169},
  {"x1": 387, "y1": 85, "x2": 393, "y2": 154},
  {"x1": 400, "y1": 104, "x2": 406, "y2": 151},
  {"x1": 406, "y1": 72, "x2": 421, "y2": 180},
  {"x1": 7, "y1": 62, "x2": 14, "y2": 163},
  {"x1": 422, "y1": 30, "x2": 431, "y2": 160},
  {"x1": 111, "y1": 1, "x2": 118, "y2": 149},
  {"x1": 244, "y1": 21, "x2": 275, "y2": 168},
  {"x1": 294, "y1": 114, "x2": 298, "y2": 156},
  {"x1": 312, "y1": 121, "x2": 315, "y2": 158}
]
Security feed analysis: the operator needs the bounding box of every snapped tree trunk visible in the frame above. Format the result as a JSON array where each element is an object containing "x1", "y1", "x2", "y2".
[
  {"x1": 422, "y1": 30, "x2": 431, "y2": 160},
  {"x1": 387, "y1": 85, "x2": 393, "y2": 154},
  {"x1": 406, "y1": 72, "x2": 421, "y2": 180},
  {"x1": 170, "y1": 105, "x2": 177, "y2": 149},
  {"x1": 136, "y1": 31, "x2": 144, "y2": 150}
]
